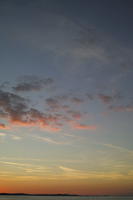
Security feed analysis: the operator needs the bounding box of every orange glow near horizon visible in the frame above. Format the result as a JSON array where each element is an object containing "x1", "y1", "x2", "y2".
[{"x1": 0, "y1": 177, "x2": 133, "y2": 195}]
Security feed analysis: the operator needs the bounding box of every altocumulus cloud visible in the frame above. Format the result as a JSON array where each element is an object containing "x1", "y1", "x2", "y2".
[
  {"x1": 1, "y1": 73, "x2": 132, "y2": 134},
  {"x1": 13, "y1": 75, "x2": 54, "y2": 92},
  {"x1": 0, "y1": 89, "x2": 60, "y2": 130},
  {"x1": 0, "y1": 88, "x2": 96, "y2": 132}
]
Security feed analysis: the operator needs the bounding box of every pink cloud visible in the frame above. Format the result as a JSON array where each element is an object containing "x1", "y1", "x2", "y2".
[
  {"x1": 9, "y1": 116, "x2": 60, "y2": 132},
  {"x1": 71, "y1": 122, "x2": 97, "y2": 130}
]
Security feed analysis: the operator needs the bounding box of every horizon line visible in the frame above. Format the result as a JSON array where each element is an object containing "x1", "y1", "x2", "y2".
[{"x1": 0, "y1": 193, "x2": 133, "y2": 197}]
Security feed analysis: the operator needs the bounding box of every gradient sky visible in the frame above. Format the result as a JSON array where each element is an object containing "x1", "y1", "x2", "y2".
[{"x1": 0, "y1": 0, "x2": 133, "y2": 195}]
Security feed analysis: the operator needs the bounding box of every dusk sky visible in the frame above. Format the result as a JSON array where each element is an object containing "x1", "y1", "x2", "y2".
[{"x1": 0, "y1": 0, "x2": 133, "y2": 195}]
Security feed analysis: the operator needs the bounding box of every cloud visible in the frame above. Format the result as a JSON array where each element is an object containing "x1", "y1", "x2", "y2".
[
  {"x1": 0, "y1": 123, "x2": 9, "y2": 129},
  {"x1": 97, "y1": 92, "x2": 123, "y2": 105},
  {"x1": 59, "y1": 166, "x2": 80, "y2": 173},
  {"x1": 0, "y1": 89, "x2": 28, "y2": 121},
  {"x1": 32, "y1": 135, "x2": 69, "y2": 145},
  {"x1": 0, "y1": 132, "x2": 6, "y2": 136},
  {"x1": 13, "y1": 76, "x2": 54, "y2": 92},
  {"x1": 58, "y1": 165, "x2": 133, "y2": 181},
  {"x1": 0, "y1": 161, "x2": 30, "y2": 168},
  {"x1": 98, "y1": 94, "x2": 113, "y2": 104},
  {"x1": 0, "y1": 89, "x2": 90, "y2": 132},
  {"x1": 58, "y1": 165, "x2": 92, "y2": 179},
  {"x1": 70, "y1": 97, "x2": 84, "y2": 104},
  {"x1": 45, "y1": 97, "x2": 68, "y2": 111},
  {"x1": 109, "y1": 105, "x2": 133, "y2": 112},
  {"x1": 11, "y1": 108, "x2": 62, "y2": 131},
  {"x1": 76, "y1": 20, "x2": 133, "y2": 73},
  {"x1": 102, "y1": 143, "x2": 133, "y2": 155},
  {"x1": 45, "y1": 95, "x2": 84, "y2": 111},
  {"x1": 45, "y1": 96, "x2": 84, "y2": 121},
  {"x1": 46, "y1": 96, "x2": 83, "y2": 120},
  {"x1": 72, "y1": 122, "x2": 97, "y2": 130},
  {"x1": 0, "y1": 89, "x2": 64, "y2": 131},
  {"x1": 66, "y1": 110, "x2": 82, "y2": 120},
  {"x1": 0, "y1": 160, "x2": 49, "y2": 174},
  {"x1": 1, "y1": 1, "x2": 108, "y2": 64}
]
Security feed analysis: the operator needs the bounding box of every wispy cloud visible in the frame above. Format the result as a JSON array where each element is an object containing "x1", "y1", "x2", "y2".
[
  {"x1": 72, "y1": 122, "x2": 97, "y2": 130},
  {"x1": 102, "y1": 143, "x2": 133, "y2": 155},
  {"x1": 13, "y1": 75, "x2": 54, "y2": 92},
  {"x1": 59, "y1": 166, "x2": 80, "y2": 173},
  {"x1": 32, "y1": 135, "x2": 69, "y2": 145},
  {"x1": 58, "y1": 165, "x2": 131, "y2": 180},
  {"x1": 109, "y1": 105, "x2": 133, "y2": 112},
  {"x1": 0, "y1": 160, "x2": 49, "y2": 174}
]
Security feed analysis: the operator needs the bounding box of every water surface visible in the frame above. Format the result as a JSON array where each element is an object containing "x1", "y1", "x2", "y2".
[{"x1": 0, "y1": 196, "x2": 132, "y2": 200}]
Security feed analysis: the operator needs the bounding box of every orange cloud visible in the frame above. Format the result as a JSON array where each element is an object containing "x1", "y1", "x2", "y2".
[
  {"x1": 0, "y1": 89, "x2": 96, "y2": 132},
  {"x1": 0, "y1": 123, "x2": 9, "y2": 129},
  {"x1": 71, "y1": 122, "x2": 96, "y2": 130},
  {"x1": 10, "y1": 118, "x2": 60, "y2": 132}
]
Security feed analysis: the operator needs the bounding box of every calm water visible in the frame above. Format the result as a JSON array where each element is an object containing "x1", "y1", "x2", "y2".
[{"x1": 0, "y1": 196, "x2": 132, "y2": 200}]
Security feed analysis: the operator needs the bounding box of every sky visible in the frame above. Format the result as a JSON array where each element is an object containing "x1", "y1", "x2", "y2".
[{"x1": 0, "y1": 0, "x2": 133, "y2": 195}]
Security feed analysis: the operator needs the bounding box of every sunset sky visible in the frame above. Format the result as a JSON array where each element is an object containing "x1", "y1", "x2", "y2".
[{"x1": 0, "y1": 0, "x2": 133, "y2": 195}]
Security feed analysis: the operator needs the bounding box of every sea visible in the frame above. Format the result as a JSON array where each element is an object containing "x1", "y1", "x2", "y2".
[{"x1": 0, "y1": 196, "x2": 132, "y2": 200}]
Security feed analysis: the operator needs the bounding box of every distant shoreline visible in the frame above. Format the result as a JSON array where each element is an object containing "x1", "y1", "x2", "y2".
[{"x1": 0, "y1": 193, "x2": 133, "y2": 197}]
